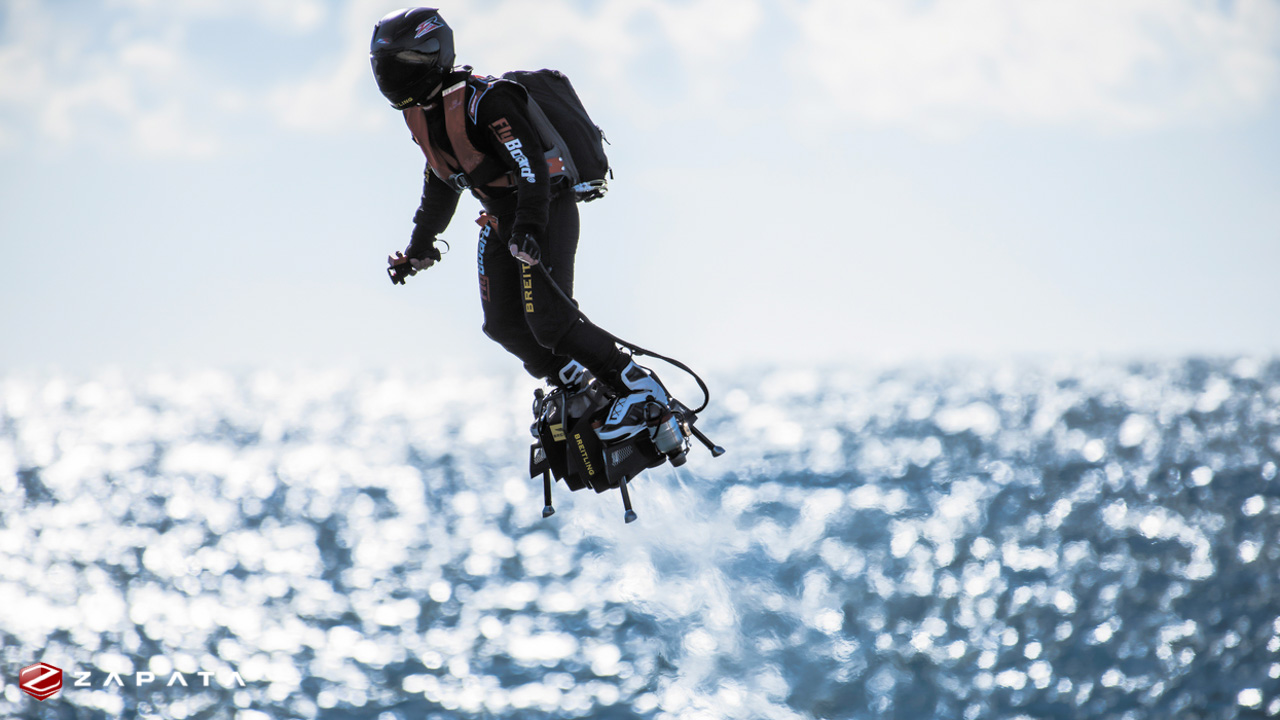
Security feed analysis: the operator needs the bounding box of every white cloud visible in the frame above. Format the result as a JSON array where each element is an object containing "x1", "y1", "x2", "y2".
[
  {"x1": 651, "y1": 0, "x2": 763, "y2": 65},
  {"x1": 442, "y1": 0, "x2": 765, "y2": 123},
  {"x1": 3, "y1": 0, "x2": 1278, "y2": 156},
  {"x1": 0, "y1": 0, "x2": 219, "y2": 157},
  {"x1": 0, "y1": 0, "x2": 332, "y2": 156},
  {"x1": 118, "y1": 41, "x2": 183, "y2": 75},
  {"x1": 108, "y1": 0, "x2": 327, "y2": 33},
  {"x1": 790, "y1": 0, "x2": 1280, "y2": 133},
  {"x1": 41, "y1": 69, "x2": 135, "y2": 142},
  {"x1": 0, "y1": 1, "x2": 52, "y2": 104},
  {"x1": 258, "y1": 0, "x2": 747, "y2": 134},
  {"x1": 445, "y1": 0, "x2": 762, "y2": 72},
  {"x1": 265, "y1": 0, "x2": 389, "y2": 133},
  {"x1": 317, "y1": 0, "x2": 1280, "y2": 137},
  {"x1": 133, "y1": 104, "x2": 219, "y2": 158}
]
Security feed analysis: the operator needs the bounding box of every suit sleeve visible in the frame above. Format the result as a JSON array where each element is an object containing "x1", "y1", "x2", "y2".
[
  {"x1": 412, "y1": 165, "x2": 461, "y2": 235},
  {"x1": 475, "y1": 84, "x2": 551, "y2": 237}
]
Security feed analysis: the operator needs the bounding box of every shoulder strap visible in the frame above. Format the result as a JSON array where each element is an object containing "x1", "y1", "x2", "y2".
[
  {"x1": 442, "y1": 80, "x2": 487, "y2": 173},
  {"x1": 435, "y1": 75, "x2": 575, "y2": 189},
  {"x1": 404, "y1": 106, "x2": 461, "y2": 184}
]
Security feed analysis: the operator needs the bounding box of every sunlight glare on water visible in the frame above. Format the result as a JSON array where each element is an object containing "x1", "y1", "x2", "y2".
[{"x1": 1, "y1": 358, "x2": 1278, "y2": 719}]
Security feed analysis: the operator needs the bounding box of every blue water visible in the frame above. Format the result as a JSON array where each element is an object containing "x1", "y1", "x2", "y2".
[{"x1": 1, "y1": 357, "x2": 1278, "y2": 719}]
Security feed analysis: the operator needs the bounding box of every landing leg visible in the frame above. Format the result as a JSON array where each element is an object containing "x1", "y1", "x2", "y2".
[
  {"x1": 541, "y1": 469, "x2": 555, "y2": 518},
  {"x1": 690, "y1": 424, "x2": 726, "y2": 457},
  {"x1": 671, "y1": 398, "x2": 725, "y2": 458},
  {"x1": 619, "y1": 478, "x2": 638, "y2": 523}
]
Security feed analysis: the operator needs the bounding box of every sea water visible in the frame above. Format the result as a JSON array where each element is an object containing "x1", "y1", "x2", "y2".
[{"x1": 1, "y1": 357, "x2": 1277, "y2": 719}]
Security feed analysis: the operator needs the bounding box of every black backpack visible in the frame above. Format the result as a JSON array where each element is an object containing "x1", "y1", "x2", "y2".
[{"x1": 503, "y1": 69, "x2": 611, "y2": 202}]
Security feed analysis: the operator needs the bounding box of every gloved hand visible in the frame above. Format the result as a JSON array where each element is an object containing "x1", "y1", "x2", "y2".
[
  {"x1": 388, "y1": 224, "x2": 442, "y2": 285},
  {"x1": 509, "y1": 231, "x2": 541, "y2": 266}
]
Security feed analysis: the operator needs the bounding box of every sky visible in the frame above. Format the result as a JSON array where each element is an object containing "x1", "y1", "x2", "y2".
[{"x1": 2, "y1": 0, "x2": 1279, "y2": 375}]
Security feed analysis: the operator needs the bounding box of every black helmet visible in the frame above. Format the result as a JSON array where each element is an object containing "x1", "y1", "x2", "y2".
[{"x1": 370, "y1": 8, "x2": 456, "y2": 109}]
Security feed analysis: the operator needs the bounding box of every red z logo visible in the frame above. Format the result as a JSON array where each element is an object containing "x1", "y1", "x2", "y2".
[{"x1": 20, "y1": 662, "x2": 63, "y2": 701}]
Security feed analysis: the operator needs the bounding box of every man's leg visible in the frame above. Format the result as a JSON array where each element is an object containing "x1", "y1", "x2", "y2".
[
  {"x1": 488, "y1": 196, "x2": 666, "y2": 441},
  {"x1": 478, "y1": 219, "x2": 563, "y2": 378},
  {"x1": 522, "y1": 197, "x2": 670, "y2": 441},
  {"x1": 521, "y1": 195, "x2": 624, "y2": 381}
]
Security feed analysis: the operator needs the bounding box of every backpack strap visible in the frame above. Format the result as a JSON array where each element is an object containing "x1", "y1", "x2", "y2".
[
  {"x1": 414, "y1": 76, "x2": 573, "y2": 192},
  {"x1": 440, "y1": 80, "x2": 484, "y2": 174}
]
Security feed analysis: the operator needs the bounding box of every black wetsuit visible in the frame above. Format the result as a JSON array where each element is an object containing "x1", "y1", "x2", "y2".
[{"x1": 410, "y1": 71, "x2": 622, "y2": 382}]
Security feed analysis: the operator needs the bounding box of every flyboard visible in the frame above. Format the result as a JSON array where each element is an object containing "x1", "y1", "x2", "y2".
[{"x1": 526, "y1": 266, "x2": 725, "y2": 523}]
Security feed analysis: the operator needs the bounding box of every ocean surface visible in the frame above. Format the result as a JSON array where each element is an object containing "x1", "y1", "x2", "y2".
[{"x1": 1, "y1": 357, "x2": 1278, "y2": 720}]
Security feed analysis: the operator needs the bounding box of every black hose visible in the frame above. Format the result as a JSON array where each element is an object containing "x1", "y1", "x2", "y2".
[{"x1": 533, "y1": 262, "x2": 710, "y2": 413}]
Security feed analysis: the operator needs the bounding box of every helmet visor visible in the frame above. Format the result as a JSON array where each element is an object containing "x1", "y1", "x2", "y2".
[
  {"x1": 391, "y1": 49, "x2": 440, "y2": 65},
  {"x1": 372, "y1": 49, "x2": 439, "y2": 84}
]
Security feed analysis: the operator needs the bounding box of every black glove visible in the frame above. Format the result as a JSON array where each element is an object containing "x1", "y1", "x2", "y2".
[
  {"x1": 388, "y1": 224, "x2": 442, "y2": 285},
  {"x1": 509, "y1": 231, "x2": 541, "y2": 266},
  {"x1": 406, "y1": 223, "x2": 442, "y2": 264}
]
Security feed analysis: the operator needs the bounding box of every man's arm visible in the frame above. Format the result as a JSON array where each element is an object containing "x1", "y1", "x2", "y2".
[
  {"x1": 413, "y1": 166, "x2": 462, "y2": 235},
  {"x1": 388, "y1": 165, "x2": 460, "y2": 284}
]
